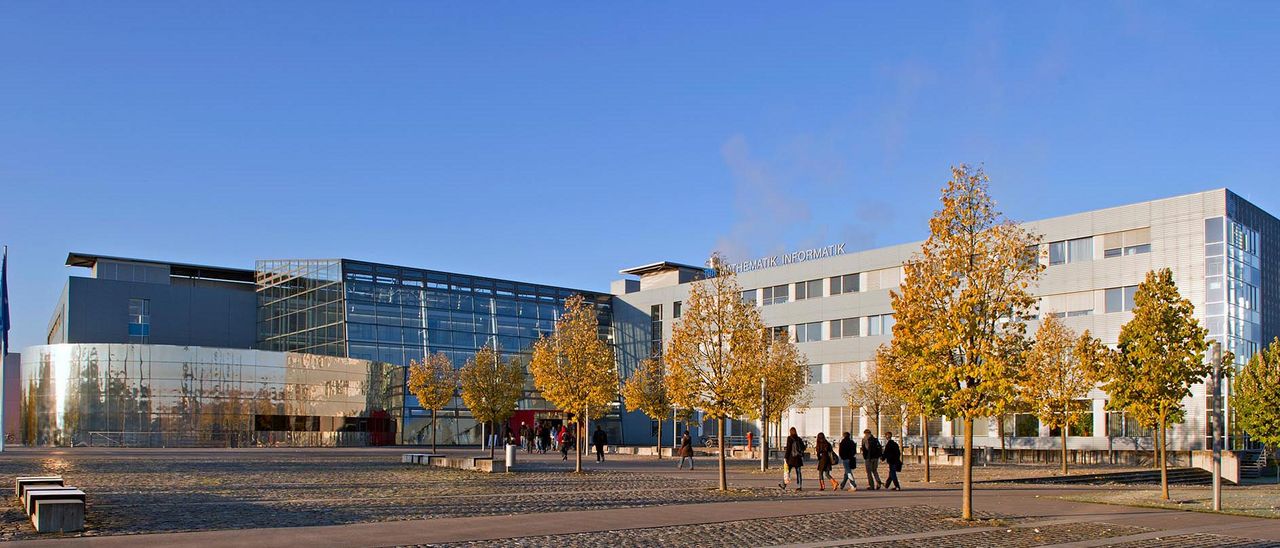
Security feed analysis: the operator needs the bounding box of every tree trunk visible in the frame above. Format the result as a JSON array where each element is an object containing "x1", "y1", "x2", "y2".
[
  {"x1": 656, "y1": 418, "x2": 663, "y2": 460},
  {"x1": 1159, "y1": 418, "x2": 1169, "y2": 500},
  {"x1": 490, "y1": 421, "x2": 496, "y2": 459},
  {"x1": 922, "y1": 415, "x2": 931, "y2": 482},
  {"x1": 962, "y1": 417, "x2": 974, "y2": 520},
  {"x1": 575, "y1": 409, "x2": 584, "y2": 473},
  {"x1": 431, "y1": 412, "x2": 438, "y2": 454},
  {"x1": 717, "y1": 418, "x2": 727, "y2": 491},
  {"x1": 1061, "y1": 427, "x2": 1069, "y2": 475}
]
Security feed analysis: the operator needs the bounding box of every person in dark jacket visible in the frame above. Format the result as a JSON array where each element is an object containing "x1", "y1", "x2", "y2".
[
  {"x1": 561, "y1": 425, "x2": 576, "y2": 461},
  {"x1": 837, "y1": 431, "x2": 858, "y2": 491},
  {"x1": 882, "y1": 431, "x2": 903, "y2": 490},
  {"x1": 677, "y1": 431, "x2": 695, "y2": 469},
  {"x1": 779, "y1": 427, "x2": 805, "y2": 491},
  {"x1": 860, "y1": 429, "x2": 884, "y2": 490},
  {"x1": 538, "y1": 424, "x2": 551, "y2": 454},
  {"x1": 815, "y1": 432, "x2": 836, "y2": 491},
  {"x1": 593, "y1": 425, "x2": 608, "y2": 462}
]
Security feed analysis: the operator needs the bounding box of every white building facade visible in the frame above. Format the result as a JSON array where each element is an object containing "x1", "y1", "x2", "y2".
[{"x1": 611, "y1": 189, "x2": 1278, "y2": 452}]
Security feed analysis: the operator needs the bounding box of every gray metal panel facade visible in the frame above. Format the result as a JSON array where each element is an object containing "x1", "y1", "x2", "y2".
[{"x1": 64, "y1": 276, "x2": 257, "y2": 349}]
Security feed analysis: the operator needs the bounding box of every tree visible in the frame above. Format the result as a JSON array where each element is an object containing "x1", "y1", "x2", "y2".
[
  {"x1": 875, "y1": 343, "x2": 944, "y2": 482},
  {"x1": 622, "y1": 357, "x2": 671, "y2": 460},
  {"x1": 459, "y1": 345, "x2": 525, "y2": 458},
  {"x1": 1098, "y1": 268, "x2": 1209, "y2": 500},
  {"x1": 846, "y1": 362, "x2": 902, "y2": 438},
  {"x1": 753, "y1": 330, "x2": 810, "y2": 471},
  {"x1": 407, "y1": 351, "x2": 457, "y2": 453},
  {"x1": 1233, "y1": 337, "x2": 1280, "y2": 484},
  {"x1": 665, "y1": 253, "x2": 768, "y2": 490},
  {"x1": 886, "y1": 165, "x2": 1043, "y2": 519},
  {"x1": 1020, "y1": 315, "x2": 1099, "y2": 475},
  {"x1": 530, "y1": 294, "x2": 619, "y2": 473}
]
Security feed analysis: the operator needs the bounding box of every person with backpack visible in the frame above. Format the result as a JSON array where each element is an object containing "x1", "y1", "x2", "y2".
[
  {"x1": 860, "y1": 429, "x2": 884, "y2": 490},
  {"x1": 837, "y1": 431, "x2": 858, "y2": 491},
  {"x1": 779, "y1": 427, "x2": 805, "y2": 491},
  {"x1": 882, "y1": 431, "x2": 903, "y2": 490},
  {"x1": 815, "y1": 432, "x2": 837, "y2": 491}
]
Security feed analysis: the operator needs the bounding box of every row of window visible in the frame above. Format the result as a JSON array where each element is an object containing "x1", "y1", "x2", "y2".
[
  {"x1": 1045, "y1": 227, "x2": 1153, "y2": 266},
  {"x1": 788, "y1": 314, "x2": 898, "y2": 345},
  {"x1": 742, "y1": 269, "x2": 885, "y2": 307}
]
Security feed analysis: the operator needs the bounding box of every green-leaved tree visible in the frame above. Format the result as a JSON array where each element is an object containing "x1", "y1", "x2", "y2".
[{"x1": 1234, "y1": 337, "x2": 1280, "y2": 484}]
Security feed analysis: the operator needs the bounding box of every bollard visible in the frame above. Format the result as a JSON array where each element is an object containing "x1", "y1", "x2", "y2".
[{"x1": 505, "y1": 443, "x2": 517, "y2": 470}]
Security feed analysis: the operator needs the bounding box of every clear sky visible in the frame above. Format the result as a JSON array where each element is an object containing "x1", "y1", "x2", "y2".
[{"x1": 2, "y1": 2, "x2": 1278, "y2": 351}]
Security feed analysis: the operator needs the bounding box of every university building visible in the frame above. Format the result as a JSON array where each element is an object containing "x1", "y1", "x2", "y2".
[{"x1": 17, "y1": 188, "x2": 1278, "y2": 453}]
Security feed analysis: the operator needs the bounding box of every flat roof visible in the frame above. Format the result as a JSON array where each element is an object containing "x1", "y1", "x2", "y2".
[
  {"x1": 619, "y1": 261, "x2": 706, "y2": 276},
  {"x1": 66, "y1": 252, "x2": 256, "y2": 283}
]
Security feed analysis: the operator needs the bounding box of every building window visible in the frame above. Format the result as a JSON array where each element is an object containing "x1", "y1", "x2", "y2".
[
  {"x1": 769, "y1": 325, "x2": 790, "y2": 341},
  {"x1": 762, "y1": 284, "x2": 789, "y2": 306},
  {"x1": 1103, "y1": 227, "x2": 1152, "y2": 258},
  {"x1": 795, "y1": 322, "x2": 822, "y2": 343},
  {"x1": 1106, "y1": 411, "x2": 1152, "y2": 438},
  {"x1": 1049, "y1": 237, "x2": 1093, "y2": 265},
  {"x1": 830, "y1": 317, "x2": 859, "y2": 339},
  {"x1": 830, "y1": 273, "x2": 859, "y2": 295},
  {"x1": 808, "y1": 363, "x2": 824, "y2": 384},
  {"x1": 741, "y1": 290, "x2": 757, "y2": 305},
  {"x1": 128, "y1": 298, "x2": 151, "y2": 341},
  {"x1": 1104, "y1": 285, "x2": 1138, "y2": 313},
  {"x1": 1013, "y1": 413, "x2": 1040, "y2": 437},
  {"x1": 650, "y1": 304, "x2": 663, "y2": 357},
  {"x1": 673, "y1": 301, "x2": 682, "y2": 318},
  {"x1": 794, "y1": 279, "x2": 824, "y2": 300},
  {"x1": 867, "y1": 314, "x2": 895, "y2": 336}
]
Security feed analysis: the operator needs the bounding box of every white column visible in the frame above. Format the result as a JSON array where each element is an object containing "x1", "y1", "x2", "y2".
[{"x1": 1092, "y1": 399, "x2": 1107, "y2": 438}]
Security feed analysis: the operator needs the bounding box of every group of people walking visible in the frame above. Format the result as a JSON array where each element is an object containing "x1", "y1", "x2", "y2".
[
  {"x1": 781, "y1": 427, "x2": 902, "y2": 492},
  {"x1": 514, "y1": 422, "x2": 612, "y2": 463}
]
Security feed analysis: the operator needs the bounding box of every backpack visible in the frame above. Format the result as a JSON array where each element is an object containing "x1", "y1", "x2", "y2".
[{"x1": 866, "y1": 437, "x2": 882, "y2": 460}]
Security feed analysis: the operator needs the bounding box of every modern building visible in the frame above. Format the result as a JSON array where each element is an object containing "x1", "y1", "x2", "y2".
[
  {"x1": 16, "y1": 188, "x2": 1277, "y2": 452},
  {"x1": 611, "y1": 188, "x2": 1277, "y2": 452}
]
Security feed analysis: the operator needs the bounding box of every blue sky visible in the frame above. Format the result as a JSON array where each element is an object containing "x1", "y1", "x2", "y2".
[{"x1": 2, "y1": 2, "x2": 1278, "y2": 351}]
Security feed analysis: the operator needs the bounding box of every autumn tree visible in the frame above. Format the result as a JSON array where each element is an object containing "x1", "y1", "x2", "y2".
[
  {"x1": 407, "y1": 351, "x2": 457, "y2": 453},
  {"x1": 459, "y1": 345, "x2": 526, "y2": 458},
  {"x1": 752, "y1": 330, "x2": 810, "y2": 471},
  {"x1": 1020, "y1": 315, "x2": 1100, "y2": 475},
  {"x1": 622, "y1": 357, "x2": 671, "y2": 460},
  {"x1": 875, "y1": 343, "x2": 945, "y2": 481},
  {"x1": 1233, "y1": 337, "x2": 1280, "y2": 484},
  {"x1": 1097, "y1": 268, "x2": 1209, "y2": 500},
  {"x1": 846, "y1": 362, "x2": 902, "y2": 438},
  {"x1": 887, "y1": 165, "x2": 1042, "y2": 519},
  {"x1": 666, "y1": 253, "x2": 768, "y2": 490},
  {"x1": 530, "y1": 294, "x2": 619, "y2": 473}
]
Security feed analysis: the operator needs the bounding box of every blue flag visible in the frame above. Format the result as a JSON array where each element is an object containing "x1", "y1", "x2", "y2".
[{"x1": 1, "y1": 246, "x2": 8, "y2": 357}]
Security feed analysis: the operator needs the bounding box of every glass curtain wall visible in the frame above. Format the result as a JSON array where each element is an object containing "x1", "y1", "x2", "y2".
[
  {"x1": 339, "y1": 260, "x2": 616, "y2": 446},
  {"x1": 257, "y1": 260, "x2": 346, "y2": 357}
]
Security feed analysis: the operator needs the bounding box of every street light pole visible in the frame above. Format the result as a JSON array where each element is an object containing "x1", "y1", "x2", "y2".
[
  {"x1": 1211, "y1": 341, "x2": 1223, "y2": 512},
  {"x1": 760, "y1": 376, "x2": 767, "y2": 472}
]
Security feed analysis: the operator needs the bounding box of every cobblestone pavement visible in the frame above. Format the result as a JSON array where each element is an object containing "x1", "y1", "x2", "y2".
[
  {"x1": 410, "y1": 506, "x2": 1011, "y2": 548},
  {"x1": 0, "y1": 450, "x2": 799, "y2": 541},
  {"x1": 1103, "y1": 533, "x2": 1280, "y2": 547}
]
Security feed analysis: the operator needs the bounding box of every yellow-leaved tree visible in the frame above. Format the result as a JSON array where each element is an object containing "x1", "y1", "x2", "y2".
[
  {"x1": 753, "y1": 330, "x2": 810, "y2": 471},
  {"x1": 665, "y1": 253, "x2": 768, "y2": 490},
  {"x1": 1020, "y1": 315, "x2": 1103, "y2": 475},
  {"x1": 407, "y1": 351, "x2": 457, "y2": 453},
  {"x1": 529, "y1": 294, "x2": 619, "y2": 473},
  {"x1": 846, "y1": 361, "x2": 902, "y2": 439},
  {"x1": 888, "y1": 165, "x2": 1043, "y2": 519},
  {"x1": 459, "y1": 345, "x2": 525, "y2": 457},
  {"x1": 875, "y1": 343, "x2": 945, "y2": 482},
  {"x1": 621, "y1": 357, "x2": 671, "y2": 460},
  {"x1": 1097, "y1": 268, "x2": 1210, "y2": 500}
]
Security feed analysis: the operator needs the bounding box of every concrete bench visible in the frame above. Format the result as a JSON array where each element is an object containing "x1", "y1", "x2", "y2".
[
  {"x1": 25, "y1": 487, "x2": 85, "y2": 516},
  {"x1": 31, "y1": 498, "x2": 84, "y2": 533},
  {"x1": 401, "y1": 453, "x2": 441, "y2": 465},
  {"x1": 15, "y1": 476, "x2": 64, "y2": 500}
]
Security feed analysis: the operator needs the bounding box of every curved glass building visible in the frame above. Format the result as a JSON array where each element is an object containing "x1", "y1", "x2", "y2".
[{"x1": 19, "y1": 344, "x2": 402, "y2": 447}]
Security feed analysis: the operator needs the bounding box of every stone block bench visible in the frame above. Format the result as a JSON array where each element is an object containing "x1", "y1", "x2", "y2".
[
  {"x1": 403, "y1": 453, "x2": 506, "y2": 473},
  {"x1": 14, "y1": 476, "x2": 85, "y2": 533}
]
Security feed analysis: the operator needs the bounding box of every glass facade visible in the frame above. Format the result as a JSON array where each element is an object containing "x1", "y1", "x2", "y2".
[
  {"x1": 259, "y1": 259, "x2": 616, "y2": 446},
  {"x1": 20, "y1": 344, "x2": 402, "y2": 447}
]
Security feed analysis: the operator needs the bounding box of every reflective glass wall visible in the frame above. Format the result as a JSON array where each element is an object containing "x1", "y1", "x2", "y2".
[
  {"x1": 257, "y1": 259, "x2": 346, "y2": 357},
  {"x1": 20, "y1": 344, "x2": 402, "y2": 447},
  {"x1": 339, "y1": 260, "x2": 616, "y2": 445}
]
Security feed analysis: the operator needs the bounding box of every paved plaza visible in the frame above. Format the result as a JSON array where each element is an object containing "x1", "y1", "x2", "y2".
[{"x1": 0, "y1": 447, "x2": 1276, "y2": 547}]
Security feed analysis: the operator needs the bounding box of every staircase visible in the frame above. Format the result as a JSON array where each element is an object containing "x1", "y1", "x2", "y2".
[{"x1": 1241, "y1": 450, "x2": 1268, "y2": 479}]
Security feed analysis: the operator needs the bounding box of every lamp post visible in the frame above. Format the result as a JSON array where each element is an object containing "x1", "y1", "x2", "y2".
[{"x1": 760, "y1": 376, "x2": 768, "y2": 472}]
